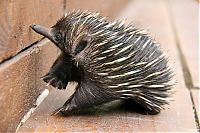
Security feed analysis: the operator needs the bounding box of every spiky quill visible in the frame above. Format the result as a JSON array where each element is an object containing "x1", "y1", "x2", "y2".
[{"x1": 31, "y1": 11, "x2": 174, "y2": 115}]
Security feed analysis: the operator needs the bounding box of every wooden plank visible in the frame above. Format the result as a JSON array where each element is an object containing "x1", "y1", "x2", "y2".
[
  {"x1": 0, "y1": 1, "x2": 63, "y2": 129},
  {"x1": 18, "y1": 0, "x2": 197, "y2": 132},
  {"x1": 169, "y1": 0, "x2": 199, "y2": 88},
  {"x1": 191, "y1": 89, "x2": 200, "y2": 125},
  {"x1": 0, "y1": 39, "x2": 59, "y2": 132},
  {"x1": 110, "y1": 0, "x2": 198, "y2": 131},
  {"x1": 66, "y1": 0, "x2": 130, "y2": 20},
  {"x1": 0, "y1": 0, "x2": 63, "y2": 63}
]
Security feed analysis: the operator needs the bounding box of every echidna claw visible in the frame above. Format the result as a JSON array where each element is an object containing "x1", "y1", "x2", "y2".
[
  {"x1": 56, "y1": 82, "x2": 60, "y2": 89},
  {"x1": 46, "y1": 77, "x2": 56, "y2": 87},
  {"x1": 46, "y1": 82, "x2": 50, "y2": 86},
  {"x1": 40, "y1": 74, "x2": 50, "y2": 80},
  {"x1": 51, "y1": 107, "x2": 63, "y2": 116},
  {"x1": 51, "y1": 106, "x2": 68, "y2": 116}
]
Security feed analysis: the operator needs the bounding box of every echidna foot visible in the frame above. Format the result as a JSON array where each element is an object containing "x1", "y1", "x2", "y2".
[
  {"x1": 51, "y1": 105, "x2": 70, "y2": 116},
  {"x1": 52, "y1": 102, "x2": 76, "y2": 116},
  {"x1": 42, "y1": 73, "x2": 68, "y2": 90}
]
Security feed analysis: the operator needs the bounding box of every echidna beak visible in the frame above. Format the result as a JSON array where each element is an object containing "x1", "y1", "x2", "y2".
[{"x1": 31, "y1": 24, "x2": 53, "y2": 41}]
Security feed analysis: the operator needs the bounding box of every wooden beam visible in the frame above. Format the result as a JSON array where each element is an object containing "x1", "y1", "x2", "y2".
[
  {"x1": 17, "y1": 0, "x2": 198, "y2": 132},
  {"x1": 169, "y1": 0, "x2": 199, "y2": 88}
]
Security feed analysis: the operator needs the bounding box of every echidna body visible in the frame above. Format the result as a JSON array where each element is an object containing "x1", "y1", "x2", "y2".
[{"x1": 31, "y1": 11, "x2": 173, "y2": 115}]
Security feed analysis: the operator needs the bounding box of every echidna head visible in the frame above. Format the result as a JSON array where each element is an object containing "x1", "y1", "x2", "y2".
[{"x1": 31, "y1": 16, "x2": 91, "y2": 60}]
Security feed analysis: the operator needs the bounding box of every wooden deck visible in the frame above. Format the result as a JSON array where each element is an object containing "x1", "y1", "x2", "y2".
[{"x1": 17, "y1": 0, "x2": 199, "y2": 132}]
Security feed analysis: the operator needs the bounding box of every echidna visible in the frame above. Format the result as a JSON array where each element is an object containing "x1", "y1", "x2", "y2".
[{"x1": 31, "y1": 11, "x2": 173, "y2": 115}]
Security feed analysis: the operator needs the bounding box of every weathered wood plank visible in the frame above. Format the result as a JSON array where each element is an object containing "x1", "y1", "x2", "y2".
[
  {"x1": 0, "y1": 39, "x2": 59, "y2": 132},
  {"x1": 111, "y1": 0, "x2": 198, "y2": 131},
  {"x1": 18, "y1": 0, "x2": 197, "y2": 132},
  {"x1": 169, "y1": 0, "x2": 199, "y2": 88},
  {"x1": 0, "y1": 1, "x2": 63, "y2": 129},
  {"x1": 191, "y1": 89, "x2": 200, "y2": 125},
  {"x1": 65, "y1": 0, "x2": 130, "y2": 20},
  {"x1": 0, "y1": 0, "x2": 63, "y2": 62}
]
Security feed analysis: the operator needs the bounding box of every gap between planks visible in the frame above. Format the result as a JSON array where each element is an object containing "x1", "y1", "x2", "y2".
[
  {"x1": 18, "y1": 0, "x2": 197, "y2": 132},
  {"x1": 167, "y1": 0, "x2": 194, "y2": 90},
  {"x1": 0, "y1": 36, "x2": 52, "y2": 131},
  {"x1": 0, "y1": 37, "x2": 48, "y2": 71},
  {"x1": 166, "y1": 0, "x2": 200, "y2": 130},
  {"x1": 169, "y1": 0, "x2": 199, "y2": 88},
  {"x1": 190, "y1": 90, "x2": 200, "y2": 132}
]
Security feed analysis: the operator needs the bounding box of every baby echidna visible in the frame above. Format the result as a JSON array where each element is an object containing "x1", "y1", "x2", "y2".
[{"x1": 31, "y1": 11, "x2": 173, "y2": 115}]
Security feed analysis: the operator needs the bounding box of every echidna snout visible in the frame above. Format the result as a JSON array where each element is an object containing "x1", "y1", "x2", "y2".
[{"x1": 31, "y1": 10, "x2": 174, "y2": 115}]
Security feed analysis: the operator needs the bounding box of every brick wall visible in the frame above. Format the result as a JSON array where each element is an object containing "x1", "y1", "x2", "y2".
[{"x1": 0, "y1": 0, "x2": 129, "y2": 132}]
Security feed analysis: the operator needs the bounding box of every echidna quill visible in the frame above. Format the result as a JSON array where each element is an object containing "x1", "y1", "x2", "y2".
[{"x1": 31, "y1": 11, "x2": 173, "y2": 115}]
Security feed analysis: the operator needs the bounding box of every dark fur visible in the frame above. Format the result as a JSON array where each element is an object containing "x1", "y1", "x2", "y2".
[
  {"x1": 32, "y1": 11, "x2": 173, "y2": 115},
  {"x1": 42, "y1": 53, "x2": 80, "y2": 89}
]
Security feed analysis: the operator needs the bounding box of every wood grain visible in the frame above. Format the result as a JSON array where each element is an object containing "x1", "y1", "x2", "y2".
[
  {"x1": 0, "y1": 0, "x2": 63, "y2": 63},
  {"x1": 18, "y1": 0, "x2": 198, "y2": 132},
  {"x1": 66, "y1": 0, "x2": 130, "y2": 20},
  {"x1": 0, "y1": 39, "x2": 59, "y2": 132},
  {"x1": 192, "y1": 89, "x2": 200, "y2": 125},
  {"x1": 169, "y1": 0, "x2": 199, "y2": 88}
]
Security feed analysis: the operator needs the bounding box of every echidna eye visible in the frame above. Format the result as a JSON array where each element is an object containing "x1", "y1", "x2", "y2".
[{"x1": 54, "y1": 32, "x2": 62, "y2": 42}]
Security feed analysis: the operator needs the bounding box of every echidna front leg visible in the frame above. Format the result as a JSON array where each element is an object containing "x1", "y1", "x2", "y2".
[
  {"x1": 42, "y1": 52, "x2": 80, "y2": 89},
  {"x1": 53, "y1": 78, "x2": 116, "y2": 115}
]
